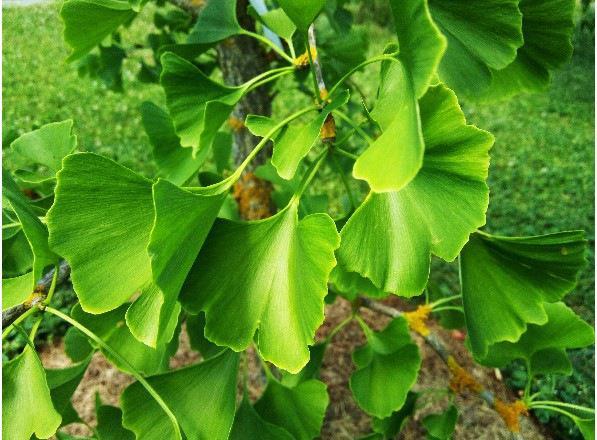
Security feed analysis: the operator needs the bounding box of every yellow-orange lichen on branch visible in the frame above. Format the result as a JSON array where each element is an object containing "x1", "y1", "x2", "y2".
[
  {"x1": 320, "y1": 114, "x2": 336, "y2": 143},
  {"x1": 228, "y1": 116, "x2": 245, "y2": 132},
  {"x1": 23, "y1": 291, "x2": 45, "y2": 308},
  {"x1": 494, "y1": 399, "x2": 528, "y2": 432},
  {"x1": 233, "y1": 172, "x2": 273, "y2": 220},
  {"x1": 189, "y1": 0, "x2": 204, "y2": 6},
  {"x1": 447, "y1": 355, "x2": 483, "y2": 394},
  {"x1": 294, "y1": 46, "x2": 317, "y2": 69},
  {"x1": 404, "y1": 304, "x2": 432, "y2": 336}
]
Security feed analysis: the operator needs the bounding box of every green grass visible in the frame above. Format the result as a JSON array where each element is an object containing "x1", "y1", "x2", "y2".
[{"x1": 2, "y1": 3, "x2": 594, "y2": 438}]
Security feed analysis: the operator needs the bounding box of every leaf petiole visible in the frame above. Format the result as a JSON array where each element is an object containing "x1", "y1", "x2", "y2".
[
  {"x1": 241, "y1": 29, "x2": 294, "y2": 63},
  {"x1": 291, "y1": 147, "x2": 328, "y2": 202},
  {"x1": 529, "y1": 401, "x2": 595, "y2": 414},
  {"x1": 429, "y1": 294, "x2": 462, "y2": 309},
  {"x1": 335, "y1": 110, "x2": 374, "y2": 144},
  {"x1": 43, "y1": 306, "x2": 183, "y2": 440},
  {"x1": 328, "y1": 52, "x2": 399, "y2": 97}
]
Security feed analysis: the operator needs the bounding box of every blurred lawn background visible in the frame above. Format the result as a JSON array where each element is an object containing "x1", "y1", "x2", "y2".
[{"x1": 3, "y1": 1, "x2": 594, "y2": 437}]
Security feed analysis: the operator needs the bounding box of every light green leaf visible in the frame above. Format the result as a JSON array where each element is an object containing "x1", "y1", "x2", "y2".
[
  {"x1": 350, "y1": 317, "x2": 421, "y2": 418},
  {"x1": 388, "y1": 0, "x2": 447, "y2": 98},
  {"x1": 47, "y1": 153, "x2": 154, "y2": 313},
  {"x1": 277, "y1": 0, "x2": 326, "y2": 32},
  {"x1": 480, "y1": 0, "x2": 576, "y2": 100},
  {"x1": 339, "y1": 84, "x2": 492, "y2": 297},
  {"x1": 575, "y1": 416, "x2": 595, "y2": 440},
  {"x1": 229, "y1": 396, "x2": 294, "y2": 440},
  {"x1": 329, "y1": 265, "x2": 388, "y2": 300},
  {"x1": 46, "y1": 358, "x2": 91, "y2": 426},
  {"x1": 478, "y1": 302, "x2": 594, "y2": 376},
  {"x1": 2, "y1": 346, "x2": 62, "y2": 440},
  {"x1": 71, "y1": 304, "x2": 178, "y2": 375},
  {"x1": 429, "y1": 0, "x2": 523, "y2": 97},
  {"x1": 3, "y1": 230, "x2": 34, "y2": 277},
  {"x1": 64, "y1": 326, "x2": 94, "y2": 363},
  {"x1": 246, "y1": 91, "x2": 349, "y2": 180},
  {"x1": 422, "y1": 405, "x2": 458, "y2": 440},
  {"x1": 121, "y1": 350, "x2": 239, "y2": 440},
  {"x1": 9, "y1": 120, "x2": 77, "y2": 184},
  {"x1": 141, "y1": 102, "x2": 205, "y2": 185},
  {"x1": 180, "y1": 202, "x2": 339, "y2": 373},
  {"x1": 61, "y1": 0, "x2": 136, "y2": 62},
  {"x1": 259, "y1": 8, "x2": 296, "y2": 40},
  {"x1": 160, "y1": 51, "x2": 246, "y2": 155},
  {"x1": 143, "y1": 179, "x2": 226, "y2": 346},
  {"x1": 2, "y1": 272, "x2": 34, "y2": 310},
  {"x1": 280, "y1": 342, "x2": 327, "y2": 387},
  {"x1": 353, "y1": 58, "x2": 424, "y2": 193},
  {"x1": 4, "y1": 171, "x2": 58, "y2": 283},
  {"x1": 187, "y1": 0, "x2": 243, "y2": 44},
  {"x1": 254, "y1": 379, "x2": 329, "y2": 440},
  {"x1": 460, "y1": 231, "x2": 588, "y2": 358}
]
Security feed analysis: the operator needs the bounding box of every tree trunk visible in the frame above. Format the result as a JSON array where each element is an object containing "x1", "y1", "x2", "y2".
[{"x1": 216, "y1": 0, "x2": 275, "y2": 220}]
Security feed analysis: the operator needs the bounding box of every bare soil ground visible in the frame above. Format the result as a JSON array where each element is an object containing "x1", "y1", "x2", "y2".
[{"x1": 39, "y1": 297, "x2": 550, "y2": 439}]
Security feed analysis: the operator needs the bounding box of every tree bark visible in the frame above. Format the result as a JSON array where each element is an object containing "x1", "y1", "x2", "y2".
[{"x1": 216, "y1": 0, "x2": 275, "y2": 220}]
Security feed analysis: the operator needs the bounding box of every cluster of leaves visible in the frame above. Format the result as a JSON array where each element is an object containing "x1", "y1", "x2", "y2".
[{"x1": 2, "y1": 0, "x2": 595, "y2": 439}]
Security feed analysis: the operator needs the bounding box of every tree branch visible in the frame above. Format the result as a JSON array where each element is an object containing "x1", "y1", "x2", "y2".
[{"x1": 2, "y1": 261, "x2": 71, "y2": 329}]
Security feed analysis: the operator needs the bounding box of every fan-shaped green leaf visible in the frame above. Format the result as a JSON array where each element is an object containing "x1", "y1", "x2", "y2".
[
  {"x1": 2, "y1": 346, "x2": 62, "y2": 440},
  {"x1": 8, "y1": 120, "x2": 77, "y2": 185},
  {"x1": 181, "y1": 201, "x2": 339, "y2": 373},
  {"x1": 259, "y1": 8, "x2": 296, "y2": 40},
  {"x1": 246, "y1": 90, "x2": 349, "y2": 180},
  {"x1": 186, "y1": 312, "x2": 226, "y2": 360},
  {"x1": 47, "y1": 153, "x2": 154, "y2": 313},
  {"x1": 478, "y1": 302, "x2": 594, "y2": 376},
  {"x1": 96, "y1": 403, "x2": 135, "y2": 440},
  {"x1": 422, "y1": 405, "x2": 458, "y2": 440},
  {"x1": 339, "y1": 84, "x2": 491, "y2": 297},
  {"x1": 61, "y1": 0, "x2": 136, "y2": 62},
  {"x1": 141, "y1": 102, "x2": 206, "y2": 185},
  {"x1": 230, "y1": 396, "x2": 294, "y2": 440},
  {"x1": 187, "y1": 0, "x2": 243, "y2": 44},
  {"x1": 388, "y1": 0, "x2": 447, "y2": 98},
  {"x1": 429, "y1": 0, "x2": 523, "y2": 97},
  {"x1": 371, "y1": 392, "x2": 419, "y2": 439},
  {"x1": 160, "y1": 51, "x2": 247, "y2": 155},
  {"x1": 480, "y1": 0, "x2": 576, "y2": 100},
  {"x1": 121, "y1": 350, "x2": 239, "y2": 440},
  {"x1": 353, "y1": 58, "x2": 424, "y2": 192},
  {"x1": 277, "y1": 0, "x2": 326, "y2": 32},
  {"x1": 460, "y1": 231, "x2": 587, "y2": 358},
  {"x1": 350, "y1": 317, "x2": 421, "y2": 418},
  {"x1": 254, "y1": 379, "x2": 329, "y2": 440}
]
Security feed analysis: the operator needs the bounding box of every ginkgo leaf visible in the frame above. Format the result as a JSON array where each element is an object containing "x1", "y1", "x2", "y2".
[
  {"x1": 329, "y1": 265, "x2": 388, "y2": 300},
  {"x1": 96, "y1": 404, "x2": 135, "y2": 440},
  {"x1": 277, "y1": 0, "x2": 326, "y2": 32},
  {"x1": 2, "y1": 345, "x2": 62, "y2": 440},
  {"x1": 388, "y1": 0, "x2": 447, "y2": 98},
  {"x1": 145, "y1": 179, "x2": 226, "y2": 346},
  {"x1": 246, "y1": 90, "x2": 349, "y2": 180},
  {"x1": 46, "y1": 357, "x2": 91, "y2": 426},
  {"x1": 186, "y1": 312, "x2": 226, "y2": 360},
  {"x1": 160, "y1": 51, "x2": 246, "y2": 155},
  {"x1": 350, "y1": 317, "x2": 421, "y2": 418},
  {"x1": 140, "y1": 102, "x2": 206, "y2": 185},
  {"x1": 254, "y1": 379, "x2": 329, "y2": 440},
  {"x1": 180, "y1": 201, "x2": 339, "y2": 373},
  {"x1": 428, "y1": 0, "x2": 523, "y2": 97},
  {"x1": 353, "y1": 57, "x2": 424, "y2": 192},
  {"x1": 71, "y1": 304, "x2": 179, "y2": 375},
  {"x1": 187, "y1": 0, "x2": 243, "y2": 44},
  {"x1": 280, "y1": 342, "x2": 327, "y2": 387},
  {"x1": 480, "y1": 0, "x2": 576, "y2": 100},
  {"x1": 121, "y1": 350, "x2": 239, "y2": 440},
  {"x1": 47, "y1": 153, "x2": 154, "y2": 313},
  {"x1": 229, "y1": 396, "x2": 294, "y2": 440},
  {"x1": 422, "y1": 405, "x2": 458, "y2": 440},
  {"x1": 8, "y1": 120, "x2": 77, "y2": 185},
  {"x1": 2, "y1": 272, "x2": 34, "y2": 310},
  {"x1": 259, "y1": 8, "x2": 296, "y2": 41},
  {"x1": 478, "y1": 302, "x2": 594, "y2": 377},
  {"x1": 61, "y1": 0, "x2": 136, "y2": 61},
  {"x1": 339, "y1": 84, "x2": 492, "y2": 297},
  {"x1": 4, "y1": 171, "x2": 58, "y2": 283},
  {"x1": 371, "y1": 392, "x2": 419, "y2": 439},
  {"x1": 460, "y1": 231, "x2": 588, "y2": 358}
]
